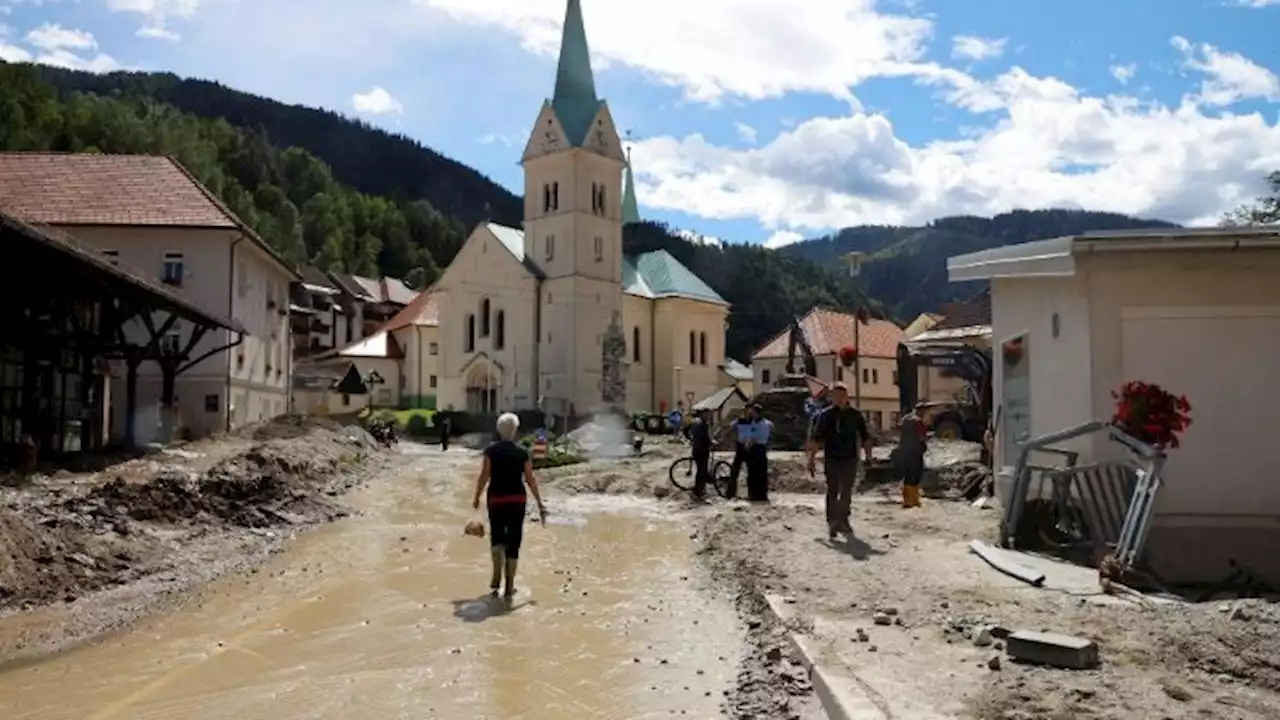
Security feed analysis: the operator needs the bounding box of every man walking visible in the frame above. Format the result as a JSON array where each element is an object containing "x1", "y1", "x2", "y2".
[
  {"x1": 897, "y1": 406, "x2": 928, "y2": 508},
  {"x1": 807, "y1": 383, "x2": 874, "y2": 540}
]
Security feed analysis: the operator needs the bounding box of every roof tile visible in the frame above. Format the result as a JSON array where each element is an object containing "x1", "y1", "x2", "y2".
[{"x1": 753, "y1": 308, "x2": 904, "y2": 360}]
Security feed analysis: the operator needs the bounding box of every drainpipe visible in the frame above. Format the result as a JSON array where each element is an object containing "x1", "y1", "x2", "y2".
[
  {"x1": 227, "y1": 235, "x2": 245, "y2": 432},
  {"x1": 649, "y1": 298, "x2": 656, "y2": 411}
]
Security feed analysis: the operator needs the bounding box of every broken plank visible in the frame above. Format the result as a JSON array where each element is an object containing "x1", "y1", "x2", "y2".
[{"x1": 969, "y1": 539, "x2": 1046, "y2": 587}]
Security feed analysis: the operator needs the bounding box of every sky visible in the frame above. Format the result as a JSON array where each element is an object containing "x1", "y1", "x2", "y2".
[{"x1": 0, "y1": 1, "x2": 1278, "y2": 249}]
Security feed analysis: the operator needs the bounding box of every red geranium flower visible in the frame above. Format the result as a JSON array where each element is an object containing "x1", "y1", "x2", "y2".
[
  {"x1": 838, "y1": 345, "x2": 857, "y2": 367},
  {"x1": 1111, "y1": 381, "x2": 1192, "y2": 451}
]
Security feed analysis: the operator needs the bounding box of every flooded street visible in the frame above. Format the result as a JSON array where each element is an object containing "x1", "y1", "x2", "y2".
[{"x1": 0, "y1": 444, "x2": 740, "y2": 719}]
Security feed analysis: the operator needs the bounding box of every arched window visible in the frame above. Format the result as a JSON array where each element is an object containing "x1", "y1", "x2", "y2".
[
  {"x1": 480, "y1": 298, "x2": 491, "y2": 337},
  {"x1": 465, "y1": 314, "x2": 475, "y2": 352},
  {"x1": 632, "y1": 326, "x2": 641, "y2": 363},
  {"x1": 699, "y1": 332, "x2": 707, "y2": 365},
  {"x1": 495, "y1": 310, "x2": 506, "y2": 350},
  {"x1": 689, "y1": 331, "x2": 696, "y2": 364}
]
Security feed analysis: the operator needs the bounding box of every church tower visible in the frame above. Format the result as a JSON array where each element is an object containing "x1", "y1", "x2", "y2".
[{"x1": 521, "y1": 0, "x2": 628, "y2": 416}]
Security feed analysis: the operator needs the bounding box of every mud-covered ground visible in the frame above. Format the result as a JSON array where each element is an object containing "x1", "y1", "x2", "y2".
[
  {"x1": 696, "y1": 496, "x2": 1280, "y2": 720},
  {"x1": 0, "y1": 416, "x2": 387, "y2": 662}
]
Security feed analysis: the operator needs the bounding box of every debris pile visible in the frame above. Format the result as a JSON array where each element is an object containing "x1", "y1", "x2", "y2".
[
  {"x1": 0, "y1": 416, "x2": 381, "y2": 612},
  {"x1": 749, "y1": 387, "x2": 813, "y2": 450}
]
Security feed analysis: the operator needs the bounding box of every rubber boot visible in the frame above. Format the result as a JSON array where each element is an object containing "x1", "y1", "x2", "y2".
[
  {"x1": 907, "y1": 485, "x2": 922, "y2": 509},
  {"x1": 503, "y1": 558, "x2": 519, "y2": 599},
  {"x1": 901, "y1": 483, "x2": 912, "y2": 508},
  {"x1": 489, "y1": 546, "x2": 505, "y2": 595}
]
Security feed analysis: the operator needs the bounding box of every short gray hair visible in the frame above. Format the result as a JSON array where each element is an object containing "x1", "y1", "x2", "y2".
[{"x1": 496, "y1": 412, "x2": 520, "y2": 440}]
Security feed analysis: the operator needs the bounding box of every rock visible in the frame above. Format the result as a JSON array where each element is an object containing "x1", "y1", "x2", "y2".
[
  {"x1": 855, "y1": 628, "x2": 869, "y2": 642},
  {"x1": 987, "y1": 655, "x2": 1002, "y2": 671},
  {"x1": 1161, "y1": 682, "x2": 1193, "y2": 702},
  {"x1": 973, "y1": 627, "x2": 994, "y2": 647},
  {"x1": 873, "y1": 612, "x2": 892, "y2": 626},
  {"x1": 1005, "y1": 630, "x2": 1100, "y2": 670}
]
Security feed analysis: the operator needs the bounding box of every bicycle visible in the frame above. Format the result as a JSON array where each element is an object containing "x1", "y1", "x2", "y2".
[{"x1": 668, "y1": 445, "x2": 736, "y2": 499}]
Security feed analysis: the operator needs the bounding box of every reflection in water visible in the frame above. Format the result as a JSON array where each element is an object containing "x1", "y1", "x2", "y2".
[{"x1": 0, "y1": 446, "x2": 738, "y2": 719}]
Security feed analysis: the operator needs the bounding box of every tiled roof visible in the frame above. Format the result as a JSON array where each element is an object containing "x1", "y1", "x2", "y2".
[
  {"x1": 299, "y1": 266, "x2": 339, "y2": 291},
  {"x1": 693, "y1": 385, "x2": 748, "y2": 411},
  {"x1": 0, "y1": 208, "x2": 241, "y2": 332},
  {"x1": 381, "y1": 276, "x2": 417, "y2": 306},
  {"x1": 329, "y1": 330, "x2": 404, "y2": 359},
  {"x1": 381, "y1": 290, "x2": 439, "y2": 331},
  {"x1": 932, "y1": 289, "x2": 992, "y2": 331},
  {"x1": 482, "y1": 224, "x2": 725, "y2": 306},
  {"x1": 624, "y1": 250, "x2": 728, "y2": 305},
  {"x1": 752, "y1": 308, "x2": 904, "y2": 360},
  {"x1": 720, "y1": 358, "x2": 753, "y2": 381},
  {"x1": 0, "y1": 152, "x2": 298, "y2": 279},
  {"x1": 329, "y1": 273, "x2": 373, "y2": 299}
]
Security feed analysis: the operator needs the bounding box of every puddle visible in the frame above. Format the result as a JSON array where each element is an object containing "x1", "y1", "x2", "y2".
[{"x1": 0, "y1": 447, "x2": 738, "y2": 719}]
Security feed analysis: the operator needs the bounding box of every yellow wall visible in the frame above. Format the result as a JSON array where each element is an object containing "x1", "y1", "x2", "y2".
[{"x1": 650, "y1": 297, "x2": 728, "y2": 413}]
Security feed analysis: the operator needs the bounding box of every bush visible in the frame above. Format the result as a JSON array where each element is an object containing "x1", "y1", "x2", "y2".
[{"x1": 405, "y1": 413, "x2": 431, "y2": 438}]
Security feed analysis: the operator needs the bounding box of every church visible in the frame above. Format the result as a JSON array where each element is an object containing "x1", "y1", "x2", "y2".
[{"x1": 423, "y1": 0, "x2": 731, "y2": 419}]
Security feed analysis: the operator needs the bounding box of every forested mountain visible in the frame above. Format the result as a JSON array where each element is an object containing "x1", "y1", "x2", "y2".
[
  {"x1": 781, "y1": 210, "x2": 1180, "y2": 319},
  {"x1": 0, "y1": 61, "x2": 1195, "y2": 360}
]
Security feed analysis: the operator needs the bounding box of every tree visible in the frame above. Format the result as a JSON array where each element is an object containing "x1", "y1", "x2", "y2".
[{"x1": 1223, "y1": 171, "x2": 1280, "y2": 226}]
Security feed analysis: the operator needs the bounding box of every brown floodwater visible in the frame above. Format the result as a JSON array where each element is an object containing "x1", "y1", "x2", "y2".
[{"x1": 0, "y1": 444, "x2": 739, "y2": 719}]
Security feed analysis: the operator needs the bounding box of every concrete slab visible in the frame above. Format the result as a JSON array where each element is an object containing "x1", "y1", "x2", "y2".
[{"x1": 1006, "y1": 630, "x2": 1100, "y2": 670}]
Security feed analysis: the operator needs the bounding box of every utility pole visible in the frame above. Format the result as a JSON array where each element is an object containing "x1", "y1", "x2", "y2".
[{"x1": 842, "y1": 252, "x2": 867, "y2": 410}]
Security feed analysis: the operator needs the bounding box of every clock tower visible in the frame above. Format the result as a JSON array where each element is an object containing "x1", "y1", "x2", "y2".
[{"x1": 520, "y1": 0, "x2": 628, "y2": 416}]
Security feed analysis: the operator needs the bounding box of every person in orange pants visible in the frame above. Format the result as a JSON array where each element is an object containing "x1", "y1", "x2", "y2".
[{"x1": 897, "y1": 407, "x2": 928, "y2": 508}]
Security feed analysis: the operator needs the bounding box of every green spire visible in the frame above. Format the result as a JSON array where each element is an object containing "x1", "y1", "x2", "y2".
[
  {"x1": 551, "y1": 0, "x2": 602, "y2": 146},
  {"x1": 622, "y1": 147, "x2": 640, "y2": 225}
]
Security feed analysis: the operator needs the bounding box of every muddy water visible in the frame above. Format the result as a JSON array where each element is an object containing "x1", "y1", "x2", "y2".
[{"x1": 0, "y1": 445, "x2": 739, "y2": 719}]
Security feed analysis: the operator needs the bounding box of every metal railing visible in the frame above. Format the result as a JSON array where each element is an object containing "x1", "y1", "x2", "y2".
[{"x1": 1000, "y1": 421, "x2": 1165, "y2": 572}]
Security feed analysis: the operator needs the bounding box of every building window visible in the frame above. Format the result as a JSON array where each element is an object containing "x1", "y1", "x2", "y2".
[
  {"x1": 762, "y1": 369, "x2": 771, "y2": 385},
  {"x1": 592, "y1": 184, "x2": 606, "y2": 216},
  {"x1": 160, "y1": 331, "x2": 181, "y2": 356},
  {"x1": 890, "y1": 411, "x2": 901, "y2": 428},
  {"x1": 699, "y1": 332, "x2": 707, "y2": 365},
  {"x1": 593, "y1": 236, "x2": 603, "y2": 261},
  {"x1": 205, "y1": 394, "x2": 220, "y2": 412},
  {"x1": 632, "y1": 326, "x2": 641, "y2": 363},
  {"x1": 162, "y1": 252, "x2": 184, "y2": 286},
  {"x1": 480, "y1": 298, "x2": 491, "y2": 337},
  {"x1": 495, "y1": 310, "x2": 506, "y2": 349},
  {"x1": 836, "y1": 366, "x2": 843, "y2": 381},
  {"x1": 545, "y1": 235, "x2": 555, "y2": 261},
  {"x1": 552, "y1": 181, "x2": 559, "y2": 210},
  {"x1": 466, "y1": 314, "x2": 475, "y2": 352},
  {"x1": 689, "y1": 331, "x2": 696, "y2": 364},
  {"x1": 892, "y1": 370, "x2": 899, "y2": 386},
  {"x1": 102, "y1": 249, "x2": 118, "y2": 265},
  {"x1": 430, "y1": 342, "x2": 439, "y2": 355},
  {"x1": 872, "y1": 368, "x2": 879, "y2": 384},
  {"x1": 429, "y1": 375, "x2": 438, "y2": 388},
  {"x1": 867, "y1": 411, "x2": 883, "y2": 429},
  {"x1": 342, "y1": 393, "x2": 351, "y2": 406},
  {"x1": 543, "y1": 184, "x2": 551, "y2": 212},
  {"x1": 862, "y1": 367, "x2": 870, "y2": 385}
]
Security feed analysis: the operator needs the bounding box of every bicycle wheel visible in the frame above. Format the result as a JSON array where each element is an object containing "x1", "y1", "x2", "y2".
[
  {"x1": 712, "y1": 460, "x2": 735, "y2": 499},
  {"x1": 668, "y1": 456, "x2": 695, "y2": 491}
]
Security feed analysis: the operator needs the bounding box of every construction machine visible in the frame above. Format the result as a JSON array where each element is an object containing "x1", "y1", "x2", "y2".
[
  {"x1": 779, "y1": 317, "x2": 818, "y2": 387},
  {"x1": 896, "y1": 341, "x2": 993, "y2": 445}
]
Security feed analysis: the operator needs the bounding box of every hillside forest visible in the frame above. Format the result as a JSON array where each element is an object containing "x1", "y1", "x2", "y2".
[{"x1": 2, "y1": 62, "x2": 1276, "y2": 361}]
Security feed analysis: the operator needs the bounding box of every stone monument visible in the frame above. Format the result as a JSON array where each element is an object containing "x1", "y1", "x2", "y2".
[{"x1": 600, "y1": 310, "x2": 629, "y2": 411}]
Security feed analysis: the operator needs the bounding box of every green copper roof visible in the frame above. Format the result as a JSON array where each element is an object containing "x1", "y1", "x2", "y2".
[
  {"x1": 551, "y1": 0, "x2": 602, "y2": 146},
  {"x1": 622, "y1": 156, "x2": 640, "y2": 225},
  {"x1": 622, "y1": 250, "x2": 728, "y2": 305}
]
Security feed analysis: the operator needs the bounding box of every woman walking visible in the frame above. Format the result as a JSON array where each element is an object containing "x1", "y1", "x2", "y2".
[{"x1": 472, "y1": 412, "x2": 547, "y2": 599}]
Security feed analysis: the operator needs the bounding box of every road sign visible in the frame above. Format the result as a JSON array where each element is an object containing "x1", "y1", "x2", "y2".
[{"x1": 667, "y1": 410, "x2": 683, "y2": 429}]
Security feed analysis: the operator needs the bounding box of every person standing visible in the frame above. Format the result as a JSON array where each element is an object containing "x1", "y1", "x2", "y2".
[
  {"x1": 897, "y1": 406, "x2": 928, "y2": 508},
  {"x1": 807, "y1": 383, "x2": 873, "y2": 540},
  {"x1": 745, "y1": 403, "x2": 773, "y2": 502},
  {"x1": 440, "y1": 416, "x2": 452, "y2": 452},
  {"x1": 472, "y1": 413, "x2": 547, "y2": 599},
  {"x1": 689, "y1": 408, "x2": 713, "y2": 500},
  {"x1": 725, "y1": 407, "x2": 752, "y2": 499}
]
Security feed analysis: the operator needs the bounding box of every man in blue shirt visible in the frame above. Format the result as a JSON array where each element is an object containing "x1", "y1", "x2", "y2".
[{"x1": 744, "y1": 403, "x2": 773, "y2": 502}]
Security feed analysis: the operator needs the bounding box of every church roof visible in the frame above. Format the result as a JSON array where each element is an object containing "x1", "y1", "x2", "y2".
[
  {"x1": 551, "y1": 0, "x2": 604, "y2": 146},
  {"x1": 623, "y1": 250, "x2": 728, "y2": 305},
  {"x1": 486, "y1": 222, "x2": 726, "y2": 306},
  {"x1": 622, "y1": 156, "x2": 640, "y2": 225}
]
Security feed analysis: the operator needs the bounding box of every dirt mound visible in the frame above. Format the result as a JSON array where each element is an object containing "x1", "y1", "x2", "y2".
[
  {"x1": 238, "y1": 413, "x2": 345, "y2": 441},
  {"x1": 0, "y1": 509, "x2": 136, "y2": 606}
]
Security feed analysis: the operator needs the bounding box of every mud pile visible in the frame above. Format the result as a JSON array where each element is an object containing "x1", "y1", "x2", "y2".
[{"x1": 0, "y1": 417, "x2": 379, "y2": 612}]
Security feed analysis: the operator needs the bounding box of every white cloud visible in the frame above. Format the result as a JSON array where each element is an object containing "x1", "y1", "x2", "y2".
[
  {"x1": 764, "y1": 230, "x2": 804, "y2": 249},
  {"x1": 351, "y1": 86, "x2": 404, "y2": 115},
  {"x1": 418, "y1": 0, "x2": 946, "y2": 104},
  {"x1": 4, "y1": 23, "x2": 121, "y2": 71},
  {"x1": 951, "y1": 35, "x2": 1006, "y2": 61},
  {"x1": 675, "y1": 228, "x2": 723, "y2": 247},
  {"x1": 1171, "y1": 36, "x2": 1280, "y2": 106},
  {"x1": 105, "y1": 0, "x2": 200, "y2": 41},
  {"x1": 25, "y1": 23, "x2": 94, "y2": 51},
  {"x1": 630, "y1": 38, "x2": 1280, "y2": 231},
  {"x1": 478, "y1": 132, "x2": 517, "y2": 147},
  {"x1": 1234, "y1": 0, "x2": 1280, "y2": 7},
  {"x1": 735, "y1": 122, "x2": 757, "y2": 144},
  {"x1": 1110, "y1": 62, "x2": 1137, "y2": 84}
]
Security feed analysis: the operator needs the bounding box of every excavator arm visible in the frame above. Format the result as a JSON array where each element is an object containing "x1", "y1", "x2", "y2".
[{"x1": 785, "y1": 318, "x2": 818, "y2": 379}]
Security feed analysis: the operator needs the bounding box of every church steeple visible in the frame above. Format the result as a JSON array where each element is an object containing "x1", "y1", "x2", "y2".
[
  {"x1": 622, "y1": 147, "x2": 640, "y2": 225},
  {"x1": 551, "y1": 0, "x2": 603, "y2": 146}
]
